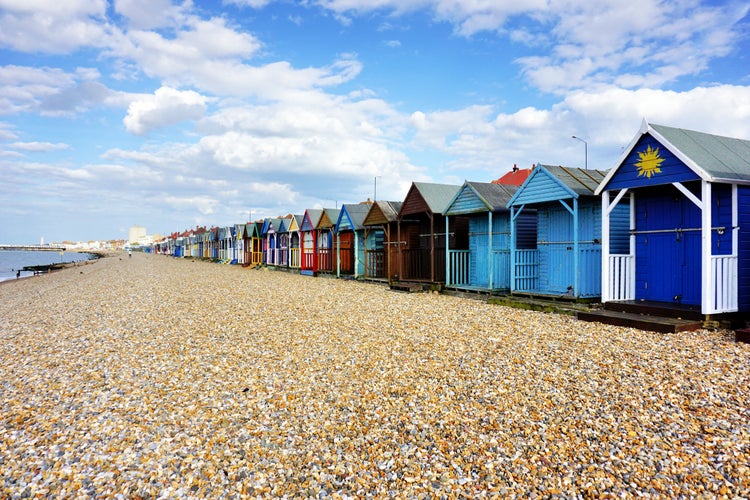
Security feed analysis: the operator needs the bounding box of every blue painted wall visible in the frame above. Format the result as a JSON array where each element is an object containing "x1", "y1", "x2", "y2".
[
  {"x1": 605, "y1": 134, "x2": 700, "y2": 190},
  {"x1": 537, "y1": 199, "x2": 602, "y2": 297},
  {"x1": 738, "y1": 186, "x2": 750, "y2": 312}
]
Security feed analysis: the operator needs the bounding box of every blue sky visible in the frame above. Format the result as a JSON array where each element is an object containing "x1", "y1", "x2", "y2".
[{"x1": 1, "y1": 0, "x2": 749, "y2": 244}]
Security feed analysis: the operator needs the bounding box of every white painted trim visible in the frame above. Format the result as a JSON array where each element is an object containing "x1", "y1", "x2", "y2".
[
  {"x1": 629, "y1": 191, "x2": 636, "y2": 299},
  {"x1": 605, "y1": 188, "x2": 629, "y2": 216},
  {"x1": 673, "y1": 182, "x2": 703, "y2": 210},
  {"x1": 701, "y1": 181, "x2": 712, "y2": 315},
  {"x1": 601, "y1": 190, "x2": 611, "y2": 302}
]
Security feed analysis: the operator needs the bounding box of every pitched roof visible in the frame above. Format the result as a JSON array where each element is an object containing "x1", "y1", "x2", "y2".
[
  {"x1": 650, "y1": 123, "x2": 750, "y2": 182},
  {"x1": 302, "y1": 209, "x2": 323, "y2": 230},
  {"x1": 339, "y1": 202, "x2": 372, "y2": 230},
  {"x1": 466, "y1": 181, "x2": 519, "y2": 210},
  {"x1": 541, "y1": 165, "x2": 607, "y2": 196},
  {"x1": 400, "y1": 182, "x2": 461, "y2": 216},
  {"x1": 363, "y1": 200, "x2": 402, "y2": 225},
  {"x1": 597, "y1": 120, "x2": 750, "y2": 193},
  {"x1": 492, "y1": 167, "x2": 532, "y2": 186}
]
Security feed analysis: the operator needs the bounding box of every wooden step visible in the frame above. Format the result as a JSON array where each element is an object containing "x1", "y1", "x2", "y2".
[
  {"x1": 389, "y1": 282, "x2": 424, "y2": 293},
  {"x1": 577, "y1": 309, "x2": 703, "y2": 333},
  {"x1": 604, "y1": 300, "x2": 703, "y2": 321}
]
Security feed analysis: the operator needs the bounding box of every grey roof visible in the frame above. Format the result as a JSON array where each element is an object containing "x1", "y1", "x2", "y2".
[
  {"x1": 319, "y1": 208, "x2": 340, "y2": 228},
  {"x1": 650, "y1": 123, "x2": 750, "y2": 182},
  {"x1": 412, "y1": 182, "x2": 461, "y2": 213},
  {"x1": 465, "y1": 181, "x2": 518, "y2": 210},
  {"x1": 539, "y1": 164, "x2": 608, "y2": 196},
  {"x1": 341, "y1": 203, "x2": 372, "y2": 229},
  {"x1": 365, "y1": 200, "x2": 402, "y2": 224},
  {"x1": 304, "y1": 209, "x2": 323, "y2": 227},
  {"x1": 379, "y1": 201, "x2": 401, "y2": 221}
]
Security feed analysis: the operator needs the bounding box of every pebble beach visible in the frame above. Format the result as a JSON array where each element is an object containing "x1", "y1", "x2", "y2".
[{"x1": 1, "y1": 253, "x2": 748, "y2": 498}]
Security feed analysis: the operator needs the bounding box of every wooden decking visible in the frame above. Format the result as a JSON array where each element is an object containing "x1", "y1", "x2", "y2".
[{"x1": 577, "y1": 300, "x2": 703, "y2": 333}]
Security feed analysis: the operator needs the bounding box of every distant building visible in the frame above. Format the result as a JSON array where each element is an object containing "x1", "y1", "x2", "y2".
[{"x1": 129, "y1": 225, "x2": 147, "y2": 244}]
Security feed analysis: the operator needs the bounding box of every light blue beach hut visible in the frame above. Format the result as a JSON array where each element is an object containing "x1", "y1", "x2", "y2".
[
  {"x1": 507, "y1": 165, "x2": 625, "y2": 299},
  {"x1": 444, "y1": 181, "x2": 536, "y2": 292},
  {"x1": 335, "y1": 202, "x2": 373, "y2": 278}
]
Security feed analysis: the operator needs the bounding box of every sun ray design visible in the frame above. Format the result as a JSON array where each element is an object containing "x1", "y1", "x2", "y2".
[{"x1": 635, "y1": 145, "x2": 664, "y2": 178}]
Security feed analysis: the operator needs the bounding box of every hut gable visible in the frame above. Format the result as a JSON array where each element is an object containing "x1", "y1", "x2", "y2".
[
  {"x1": 509, "y1": 165, "x2": 606, "y2": 207},
  {"x1": 300, "y1": 209, "x2": 323, "y2": 232},
  {"x1": 399, "y1": 182, "x2": 461, "y2": 217},
  {"x1": 445, "y1": 181, "x2": 518, "y2": 216},
  {"x1": 317, "y1": 208, "x2": 340, "y2": 230},
  {"x1": 363, "y1": 201, "x2": 402, "y2": 226},
  {"x1": 286, "y1": 215, "x2": 303, "y2": 232},
  {"x1": 598, "y1": 120, "x2": 750, "y2": 194},
  {"x1": 336, "y1": 203, "x2": 372, "y2": 232}
]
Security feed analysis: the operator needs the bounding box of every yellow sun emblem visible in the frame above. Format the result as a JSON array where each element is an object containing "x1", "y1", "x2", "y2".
[{"x1": 635, "y1": 145, "x2": 665, "y2": 179}]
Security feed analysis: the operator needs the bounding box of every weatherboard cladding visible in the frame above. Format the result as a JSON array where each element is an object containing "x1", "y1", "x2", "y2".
[
  {"x1": 509, "y1": 165, "x2": 606, "y2": 207},
  {"x1": 739, "y1": 186, "x2": 750, "y2": 311},
  {"x1": 604, "y1": 134, "x2": 700, "y2": 191},
  {"x1": 445, "y1": 182, "x2": 517, "y2": 216},
  {"x1": 363, "y1": 201, "x2": 401, "y2": 226},
  {"x1": 536, "y1": 199, "x2": 602, "y2": 297}
]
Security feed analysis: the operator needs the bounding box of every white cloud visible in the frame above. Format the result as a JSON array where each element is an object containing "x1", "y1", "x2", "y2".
[
  {"x1": 0, "y1": 0, "x2": 109, "y2": 53},
  {"x1": 114, "y1": 0, "x2": 188, "y2": 30},
  {"x1": 124, "y1": 86, "x2": 208, "y2": 135},
  {"x1": 8, "y1": 141, "x2": 70, "y2": 152}
]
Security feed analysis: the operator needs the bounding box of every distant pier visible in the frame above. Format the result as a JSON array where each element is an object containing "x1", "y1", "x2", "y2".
[{"x1": 0, "y1": 244, "x2": 67, "y2": 251}]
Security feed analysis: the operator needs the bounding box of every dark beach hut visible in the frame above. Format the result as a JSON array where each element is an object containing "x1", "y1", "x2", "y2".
[
  {"x1": 362, "y1": 200, "x2": 402, "y2": 280},
  {"x1": 396, "y1": 182, "x2": 462, "y2": 283},
  {"x1": 507, "y1": 164, "x2": 621, "y2": 299},
  {"x1": 597, "y1": 120, "x2": 750, "y2": 316},
  {"x1": 444, "y1": 181, "x2": 536, "y2": 292}
]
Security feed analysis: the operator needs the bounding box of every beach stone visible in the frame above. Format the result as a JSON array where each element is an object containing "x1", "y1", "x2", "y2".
[{"x1": 0, "y1": 252, "x2": 748, "y2": 497}]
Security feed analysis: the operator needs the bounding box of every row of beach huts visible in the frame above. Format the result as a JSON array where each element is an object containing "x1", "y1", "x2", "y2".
[{"x1": 151, "y1": 121, "x2": 750, "y2": 330}]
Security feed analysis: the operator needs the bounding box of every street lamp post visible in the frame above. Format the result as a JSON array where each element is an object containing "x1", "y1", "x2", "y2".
[
  {"x1": 572, "y1": 135, "x2": 588, "y2": 170},
  {"x1": 374, "y1": 176, "x2": 381, "y2": 201}
]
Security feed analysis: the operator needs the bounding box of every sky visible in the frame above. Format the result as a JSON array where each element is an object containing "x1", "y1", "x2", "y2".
[{"x1": 0, "y1": 0, "x2": 749, "y2": 244}]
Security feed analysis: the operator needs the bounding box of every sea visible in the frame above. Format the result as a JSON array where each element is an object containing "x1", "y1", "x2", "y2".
[{"x1": 0, "y1": 250, "x2": 98, "y2": 282}]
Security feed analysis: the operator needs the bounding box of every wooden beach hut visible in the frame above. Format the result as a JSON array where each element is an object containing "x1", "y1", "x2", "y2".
[
  {"x1": 396, "y1": 182, "x2": 462, "y2": 284},
  {"x1": 235, "y1": 224, "x2": 247, "y2": 265},
  {"x1": 300, "y1": 209, "x2": 323, "y2": 275},
  {"x1": 316, "y1": 208, "x2": 340, "y2": 275},
  {"x1": 362, "y1": 200, "x2": 402, "y2": 280},
  {"x1": 286, "y1": 215, "x2": 303, "y2": 270},
  {"x1": 248, "y1": 222, "x2": 264, "y2": 267},
  {"x1": 335, "y1": 202, "x2": 373, "y2": 278},
  {"x1": 444, "y1": 181, "x2": 536, "y2": 292},
  {"x1": 596, "y1": 120, "x2": 750, "y2": 318},
  {"x1": 262, "y1": 218, "x2": 284, "y2": 267},
  {"x1": 277, "y1": 218, "x2": 290, "y2": 268},
  {"x1": 507, "y1": 164, "x2": 623, "y2": 299}
]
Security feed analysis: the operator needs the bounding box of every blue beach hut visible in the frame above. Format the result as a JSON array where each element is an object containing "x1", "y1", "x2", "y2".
[
  {"x1": 597, "y1": 120, "x2": 750, "y2": 316},
  {"x1": 507, "y1": 164, "x2": 625, "y2": 299},
  {"x1": 444, "y1": 181, "x2": 536, "y2": 292},
  {"x1": 335, "y1": 202, "x2": 373, "y2": 278},
  {"x1": 362, "y1": 200, "x2": 402, "y2": 280}
]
